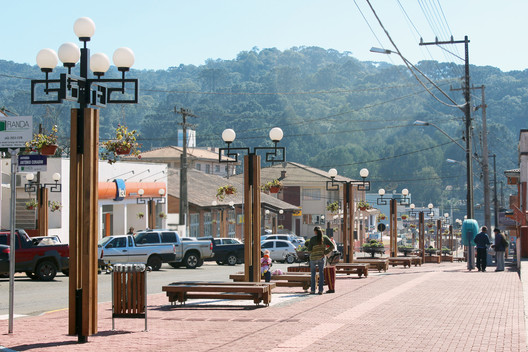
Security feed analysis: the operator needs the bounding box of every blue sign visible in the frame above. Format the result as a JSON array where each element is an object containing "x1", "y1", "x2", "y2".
[
  {"x1": 18, "y1": 155, "x2": 47, "y2": 172},
  {"x1": 114, "y1": 179, "x2": 126, "y2": 201}
]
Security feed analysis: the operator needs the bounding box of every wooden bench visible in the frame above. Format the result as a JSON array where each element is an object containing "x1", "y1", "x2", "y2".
[
  {"x1": 408, "y1": 256, "x2": 422, "y2": 266},
  {"x1": 388, "y1": 257, "x2": 412, "y2": 268},
  {"x1": 335, "y1": 263, "x2": 369, "y2": 278},
  {"x1": 162, "y1": 282, "x2": 276, "y2": 306},
  {"x1": 454, "y1": 256, "x2": 465, "y2": 262},
  {"x1": 441, "y1": 255, "x2": 454, "y2": 262},
  {"x1": 229, "y1": 273, "x2": 314, "y2": 291},
  {"x1": 288, "y1": 263, "x2": 369, "y2": 278},
  {"x1": 424, "y1": 255, "x2": 441, "y2": 264},
  {"x1": 355, "y1": 258, "x2": 389, "y2": 272}
]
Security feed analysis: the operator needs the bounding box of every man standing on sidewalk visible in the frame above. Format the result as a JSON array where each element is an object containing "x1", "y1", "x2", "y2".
[
  {"x1": 474, "y1": 226, "x2": 491, "y2": 272},
  {"x1": 493, "y1": 228, "x2": 507, "y2": 271}
]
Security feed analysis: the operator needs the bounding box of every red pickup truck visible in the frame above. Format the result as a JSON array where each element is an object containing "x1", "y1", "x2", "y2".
[{"x1": 0, "y1": 230, "x2": 69, "y2": 281}]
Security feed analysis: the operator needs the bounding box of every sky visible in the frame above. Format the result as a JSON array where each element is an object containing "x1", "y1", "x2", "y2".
[{"x1": 1, "y1": 1, "x2": 527, "y2": 72}]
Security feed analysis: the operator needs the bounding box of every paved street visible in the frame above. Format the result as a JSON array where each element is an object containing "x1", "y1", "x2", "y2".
[{"x1": 0, "y1": 261, "x2": 525, "y2": 351}]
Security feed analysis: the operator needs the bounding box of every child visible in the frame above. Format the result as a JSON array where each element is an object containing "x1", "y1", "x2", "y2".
[{"x1": 261, "y1": 250, "x2": 272, "y2": 282}]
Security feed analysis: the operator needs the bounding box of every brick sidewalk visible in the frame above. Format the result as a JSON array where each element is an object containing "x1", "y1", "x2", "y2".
[{"x1": 1, "y1": 262, "x2": 525, "y2": 351}]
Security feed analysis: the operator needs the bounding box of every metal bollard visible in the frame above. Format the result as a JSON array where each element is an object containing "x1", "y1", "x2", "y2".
[{"x1": 111, "y1": 263, "x2": 151, "y2": 331}]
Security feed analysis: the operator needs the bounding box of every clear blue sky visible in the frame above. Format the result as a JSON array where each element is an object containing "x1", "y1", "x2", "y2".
[{"x1": 2, "y1": 0, "x2": 526, "y2": 71}]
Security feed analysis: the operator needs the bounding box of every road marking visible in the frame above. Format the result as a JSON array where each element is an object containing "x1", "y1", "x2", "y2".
[
  {"x1": 42, "y1": 308, "x2": 67, "y2": 315},
  {"x1": 0, "y1": 314, "x2": 27, "y2": 321}
]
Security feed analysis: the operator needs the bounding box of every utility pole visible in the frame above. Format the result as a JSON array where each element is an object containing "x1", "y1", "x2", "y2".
[
  {"x1": 421, "y1": 36, "x2": 474, "y2": 219},
  {"x1": 175, "y1": 107, "x2": 197, "y2": 236},
  {"x1": 490, "y1": 154, "x2": 499, "y2": 228}
]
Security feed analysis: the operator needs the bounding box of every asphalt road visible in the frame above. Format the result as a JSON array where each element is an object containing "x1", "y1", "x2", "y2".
[{"x1": 0, "y1": 262, "x2": 292, "y2": 318}]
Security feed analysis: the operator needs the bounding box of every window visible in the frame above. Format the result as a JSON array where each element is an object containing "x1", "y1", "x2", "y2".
[
  {"x1": 195, "y1": 163, "x2": 201, "y2": 171},
  {"x1": 228, "y1": 210, "x2": 236, "y2": 238},
  {"x1": 204, "y1": 212, "x2": 212, "y2": 237},
  {"x1": 161, "y1": 232, "x2": 177, "y2": 243},
  {"x1": 276, "y1": 241, "x2": 288, "y2": 248},
  {"x1": 190, "y1": 213, "x2": 200, "y2": 237},
  {"x1": 109, "y1": 237, "x2": 126, "y2": 248},
  {"x1": 302, "y1": 188, "x2": 321, "y2": 200},
  {"x1": 215, "y1": 165, "x2": 220, "y2": 173},
  {"x1": 135, "y1": 232, "x2": 160, "y2": 244},
  {"x1": 128, "y1": 237, "x2": 134, "y2": 247},
  {"x1": 261, "y1": 242, "x2": 273, "y2": 249},
  {"x1": 205, "y1": 164, "x2": 211, "y2": 174}
]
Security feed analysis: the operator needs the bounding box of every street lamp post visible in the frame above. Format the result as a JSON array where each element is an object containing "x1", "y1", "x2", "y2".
[
  {"x1": 31, "y1": 17, "x2": 138, "y2": 342},
  {"x1": 137, "y1": 188, "x2": 166, "y2": 229},
  {"x1": 377, "y1": 188, "x2": 409, "y2": 257},
  {"x1": 25, "y1": 172, "x2": 62, "y2": 237},
  {"x1": 219, "y1": 128, "x2": 285, "y2": 282},
  {"x1": 327, "y1": 168, "x2": 370, "y2": 263}
]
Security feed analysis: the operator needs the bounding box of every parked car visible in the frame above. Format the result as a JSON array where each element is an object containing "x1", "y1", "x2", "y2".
[
  {"x1": 181, "y1": 237, "x2": 198, "y2": 242},
  {"x1": 0, "y1": 230, "x2": 69, "y2": 281},
  {"x1": 261, "y1": 239, "x2": 297, "y2": 264},
  {"x1": 262, "y1": 234, "x2": 304, "y2": 247},
  {"x1": 199, "y1": 237, "x2": 245, "y2": 266},
  {"x1": 134, "y1": 230, "x2": 214, "y2": 269},
  {"x1": 98, "y1": 234, "x2": 177, "y2": 271}
]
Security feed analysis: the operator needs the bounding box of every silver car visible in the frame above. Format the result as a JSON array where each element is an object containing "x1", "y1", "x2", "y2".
[{"x1": 261, "y1": 239, "x2": 297, "y2": 264}]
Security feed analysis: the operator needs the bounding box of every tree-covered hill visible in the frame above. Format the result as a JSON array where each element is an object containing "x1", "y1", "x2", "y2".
[{"x1": 0, "y1": 46, "x2": 524, "y2": 219}]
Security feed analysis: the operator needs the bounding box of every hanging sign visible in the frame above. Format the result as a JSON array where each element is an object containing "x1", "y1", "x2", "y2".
[{"x1": 18, "y1": 155, "x2": 47, "y2": 172}]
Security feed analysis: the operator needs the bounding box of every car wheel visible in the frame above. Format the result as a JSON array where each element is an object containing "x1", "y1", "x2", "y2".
[
  {"x1": 35, "y1": 260, "x2": 57, "y2": 281},
  {"x1": 168, "y1": 262, "x2": 182, "y2": 269},
  {"x1": 196, "y1": 258, "x2": 204, "y2": 267},
  {"x1": 286, "y1": 254, "x2": 296, "y2": 264},
  {"x1": 215, "y1": 260, "x2": 224, "y2": 265},
  {"x1": 184, "y1": 252, "x2": 199, "y2": 269},
  {"x1": 0, "y1": 273, "x2": 8, "y2": 278},
  {"x1": 227, "y1": 254, "x2": 238, "y2": 266},
  {"x1": 62, "y1": 269, "x2": 69, "y2": 276},
  {"x1": 25, "y1": 271, "x2": 38, "y2": 280},
  {"x1": 147, "y1": 255, "x2": 162, "y2": 271}
]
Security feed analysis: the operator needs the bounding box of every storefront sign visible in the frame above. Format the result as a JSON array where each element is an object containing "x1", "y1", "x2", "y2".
[{"x1": 0, "y1": 116, "x2": 32, "y2": 148}]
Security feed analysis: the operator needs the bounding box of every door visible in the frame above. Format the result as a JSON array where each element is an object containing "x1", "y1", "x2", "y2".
[
  {"x1": 102, "y1": 237, "x2": 129, "y2": 264},
  {"x1": 274, "y1": 241, "x2": 290, "y2": 261}
]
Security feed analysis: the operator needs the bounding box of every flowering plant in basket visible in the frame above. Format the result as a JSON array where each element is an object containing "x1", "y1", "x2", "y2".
[
  {"x1": 357, "y1": 200, "x2": 370, "y2": 211},
  {"x1": 100, "y1": 124, "x2": 141, "y2": 164},
  {"x1": 25, "y1": 199, "x2": 38, "y2": 210},
  {"x1": 26, "y1": 125, "x2": 59, "y2": 156},
  {"x1": 49, "y1": 200, "x2": 62, "y2": 212},
  {"x1": 216, "y1": 185, "x2": 237, "y2": 201}
]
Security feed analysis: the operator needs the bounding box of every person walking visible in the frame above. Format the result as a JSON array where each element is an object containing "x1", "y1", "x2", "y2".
[
  {"x1": 307, "y1": 226, "x2": 334, "y2": 295},
  {"x1": 324, "y1": 232, "x2": 338, "y2": 294},
  {"x1": 474, "y1": 226, "x2": 491, "y2": 272},
  {"x1": 493, "y1": 228, "x2": 507, "y2": 272}
]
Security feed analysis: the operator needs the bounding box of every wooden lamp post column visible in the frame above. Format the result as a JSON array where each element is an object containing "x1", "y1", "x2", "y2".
[
  {"x1": 31, "y1": 17, "x2": 139, "y2": 343},
  {"x1": 37, "y1": 187, "x2": 49, "y2": 237},
  {"x1": 390, "y1": 199, "x2": 398, "y2": 257},
  {"x1": 419, "y1": 212, "x2": 425, "y2": 262},
  {"x1": 436, "y1": 219, "x2": 442, "y2": 251},
  {"x1": 327, "y1": 168, "x2": 371, "y2": 263},
  {"x1": 449, "y1": 225, "x2": 454, "y2": 250},
  {"x1": 219, "y1": 127, "x2": 285, "y2": 282}
]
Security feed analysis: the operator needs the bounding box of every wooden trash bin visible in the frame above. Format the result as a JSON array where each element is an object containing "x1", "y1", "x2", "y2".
[{"x1": 112, "y1": 264, "x2": 151, "y2": 331}]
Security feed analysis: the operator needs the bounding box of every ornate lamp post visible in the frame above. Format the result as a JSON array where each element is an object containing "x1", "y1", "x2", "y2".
[
  {"x1": 25, "y1": 172, "x2": 62, "y2": 237},
  {"x1": 219, "y1": 127, "x2": 285, "y2": 282},
  {"x1": 327, "y1": 168, "x2": 370, "y2": 262},
  {"x1": 377, "y1": 188, "x2": 409, "y2": 257},
  {"x1": 31, "y1": 17, "x2": 138, "y2": 342},
  {"x1": 137, "y1": 188, "x2": 166, "y2": 229}
]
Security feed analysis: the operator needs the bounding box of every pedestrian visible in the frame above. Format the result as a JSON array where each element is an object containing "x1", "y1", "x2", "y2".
[
  {"x1": 324, "y1": 232, "x2": 338, "y2": 294},
  {"x1": 474, "y1": 226, "x2": 490, "y2": 272},
  {"x1": 261, "y1": 249, "x2": 272, "y2": 282},
  {"x1": 306, "y1": 226, "x2": 334, "y2": 295},
  {"x1": 493, "y1": 228, "x2": 507, "y2": 272},
  {"x1": 127, "y1": 227, "x2": 135, "y2": 235}
]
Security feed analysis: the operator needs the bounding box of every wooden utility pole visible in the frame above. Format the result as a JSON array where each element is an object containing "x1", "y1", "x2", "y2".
[
  {"x1": 421, "y1": 36, "x2": 473, "y2": 219},
  {"x1": 175, "y1": 107, "x2": 197, "y2": 236},
  {"x1": 419, "y1": 212, "x2": 425, "y2": 262},
  {"x1": 390, "y1": 199, "x2": 398, "y2": 257},
  {"x1": 243, "y1": 154, "x2": 261, "y2": 282}
]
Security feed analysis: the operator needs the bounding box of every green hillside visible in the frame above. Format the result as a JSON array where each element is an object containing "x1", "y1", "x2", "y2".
[{"x1": 0, "y1": 46, "x2": 523, "y2": 220}]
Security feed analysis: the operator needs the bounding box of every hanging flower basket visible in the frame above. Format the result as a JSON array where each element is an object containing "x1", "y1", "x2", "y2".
[
  {"x1": 49, "y1": 200, "x2": 62, "y2": 212},
  {"x1": 40, "y1": 144, "x2": 59, "y2": 156},
  {"x1": 262, "y1": 179, "x2": 283, "y2": 193},
  {"x1": 357, "y1": 200, "x2": 370, "y2": 211},
  {"x1": 426, "y1": 223, "x2": 434, "y2": 228},
  {"x1": 278, "y1": 224, "x2": 284, "y2": 229},
  {"x1": 26, "y1": 125, "x2": 59, "y2": 156},
  {"x1": 158, "y1": 212, "x2": 167, "y2": 219},
  {"x1": 326, "y1": 201, "x2": 340, "y2": 214},
  {"x1": 216, "y1": 185, "x2": 237, "y2": 201},
  {"x1": 401, "y1": 214, "x2": 408, "y2": 220},
  {"x1": 25, "y1": 199, "x2": 38, "y2": 210},
  {"x1": 100, "y1": 124, "x2": 141, "y2": 164},
  {"x1": 137, "y1": 212, "x2": 145, "y2": 219},
  {"x1": 377, "y1": 213, "x2": 386, "y2": 221}
]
